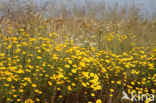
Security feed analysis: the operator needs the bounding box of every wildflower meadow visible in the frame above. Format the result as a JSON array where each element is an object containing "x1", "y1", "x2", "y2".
[{"x1": 0, "y1": 0, "x2": 155, "y2": 103}]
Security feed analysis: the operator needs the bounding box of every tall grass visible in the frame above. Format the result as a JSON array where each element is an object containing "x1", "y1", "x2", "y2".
[{"x1": 0, "y1": 0, "x2": 155, "y2": 52}]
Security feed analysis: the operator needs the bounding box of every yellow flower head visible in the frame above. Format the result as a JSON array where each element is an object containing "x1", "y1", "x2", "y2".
[
  {"x1": 96, "y1": 99, "x2": 102, "y2": 103},
  {"x1": 24, "y1": 99, "x2": 34, "y2": 103}
]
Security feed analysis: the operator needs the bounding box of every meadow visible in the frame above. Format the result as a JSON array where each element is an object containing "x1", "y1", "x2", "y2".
[{"x1": 0, "y1": 0, "x2": 155, "y2": 103}]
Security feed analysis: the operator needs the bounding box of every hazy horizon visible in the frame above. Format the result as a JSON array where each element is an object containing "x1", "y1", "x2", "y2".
[
  {"x1": 0, "y1": 0, "x2": 155, "y2": 18},
  {"x1": 35, "y1": 0, "x2": 156, "y2": 17}
]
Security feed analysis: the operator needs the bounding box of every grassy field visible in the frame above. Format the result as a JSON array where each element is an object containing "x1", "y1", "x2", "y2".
[{"x1": 0, "y1": 0, "x2": 155, "y2": 103}]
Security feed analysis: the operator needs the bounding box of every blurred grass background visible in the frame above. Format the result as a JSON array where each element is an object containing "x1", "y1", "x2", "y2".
[{"x1": 0, "y1": 0, "x2": 155, "y2": 53}]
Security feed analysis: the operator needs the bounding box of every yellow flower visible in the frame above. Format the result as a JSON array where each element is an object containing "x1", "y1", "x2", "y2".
[
  {"x1": 68, "y1": 60, "x2": 72, "y2": 64},
  {"x1": 65, "y1": 64, "x2": 70, "y2": 68},
  {"x1": 7, "y1": 98, "x2": 11, "y2": 101},
  {"x1": 80, "y1": 62, "x2": 86, "y2": 67},
  {"x1": 48, "y1": 81, "x2": 53, "y2": 86},
  {"x1": 131, "y1": 81, "x2": 135, "y2": 85},
  {"x1": 37, "y1": 49, "x2": 41, "y2": 53},
  {"x1": 7, "y1": 77, "x2": 12, "y2": 82},
  {"x1": 13, "y1": 94, "x2": 17, "y2": 98},
  {"x1": 91, "y1": 93, "x2": 95, "y2": 97},
  {"x1": 4, "y1": 84, "x2": 9, "y2": 87},
  {"x1": 71, "y1": 69, "x2": 76, "y2": 73},
  {"x1": 68, "y1": 86, "x2": 72, "y2": 91},
  {"x1": 117, "y1": 81, "x2": 121, "y2": 84},
  {"x1": 82, "y1": 82, "x2": 87, "y2": 87},
  {"x1": 19, "y1": 89, "x2": 24, "y2": 93},
  {"x1": 109, "y1": 94, "x2": 113, "y2": 97},
  {"x1": 96, "y1": 99, "x2": 102, "y2": 103},
  {"x1": 20, "y1": 28, "x2": 24, "y2": 32},
  {"x1": 37, "y1": 56, "x2": 42, "y2": 59},
  {"x1": 31, "y1": 83, "x2": 37, "y2": 88},
  {"x1": 110, "y1": 89, "x2": 114, "y2": 92},
  {"x1": 111, "y1": 81, "x2": 115, "y2": 83},
  {"x1": 52, "y1": 54, "x2": 58, "y2": 60},
  {"x1": 59, "y1": 95, "x2": 63, "y2": 98},
  {"x1": 72, "y1": 83, "x2": 76, "y2": 87},
  {"x1": 34, "y1": 89, "x2": 42, "y2": 94},
  {"x1": 17, "y1": 99, "x2": 21, "y2": 102},
  {"x1": 57, "y1": 88, "x2": 61, "y2": 91},
  {"x1": 94, "y1": 85, "x2": 101, "y2": 90},
  {"x1": 36, "y1": 98, "x2": 40, "y2": 101},
  {"x1": 0, "y1": 53, "x2": 5, "y2": 57},
  {"x1": 90, "y1": 73, "x2": 94, "y2": 77},
  {"x1": 24, "y1": 99, "x2": 34, "y2": 103}
]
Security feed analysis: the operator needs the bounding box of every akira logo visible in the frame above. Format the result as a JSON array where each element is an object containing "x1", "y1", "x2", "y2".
[{"x1": 121, "y1": 91, "x2": 155, "y2": 102}]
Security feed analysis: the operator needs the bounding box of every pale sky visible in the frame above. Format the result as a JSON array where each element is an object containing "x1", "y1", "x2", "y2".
[
  {"x1": 37, "y1": 0, "x2": 156, "y2": 14},
  {"x1": 1, "y1": 0, "x2": 156, "y2": 17}
]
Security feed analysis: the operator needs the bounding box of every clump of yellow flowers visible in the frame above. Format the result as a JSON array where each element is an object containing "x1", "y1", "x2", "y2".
[{"x1": 0, "y1": 28, "x2": 155, "y2": 103}]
